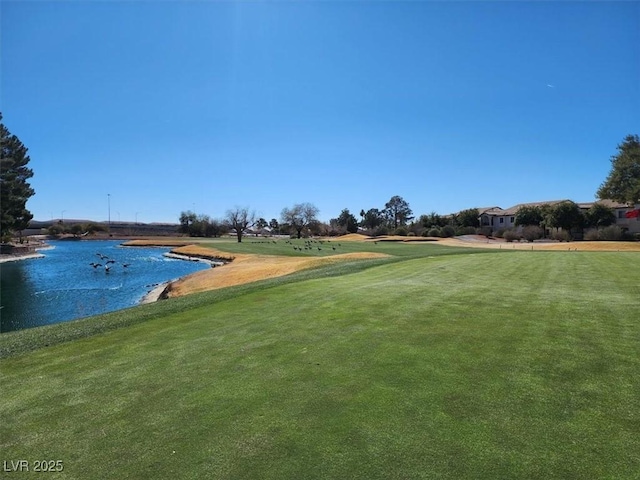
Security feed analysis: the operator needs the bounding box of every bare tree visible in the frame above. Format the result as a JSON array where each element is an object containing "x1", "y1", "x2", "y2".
[
  {"x1": 225, "y1": 206, "x2": 256, "y2": 243},
  {"x1": 280, "y1": 202, "x2": 319, "y2": 238}
]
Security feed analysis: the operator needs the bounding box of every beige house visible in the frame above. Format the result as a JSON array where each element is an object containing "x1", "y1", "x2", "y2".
[{"x1": 478, "y1": 200, "x2": 640, "y2": 235}]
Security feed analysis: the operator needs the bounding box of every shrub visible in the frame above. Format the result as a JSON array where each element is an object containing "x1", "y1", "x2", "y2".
[
  {"x1": 427, "y1": 228, "x2": 441, "y2": 237},
  {"x1": 522, "y1": 225, "x2": 543, "y2": 242},
  {"x1": 478, "y1": 226, "x2": 493, "y2": 237},
  {"x1": 394, "y1": 227, "x2": 408, "y2": 236},
  {"x1": 495, "y1": 228, "x2": 506, "y2": 238},
  {"x1": 441, "y1": 225, "x2": 455, "y2": 238},
  {"x1": 47, "y1": 225, "x2": 64, "y2": 236},
  {"x1": 374, "y1": 225, "x2": 389, "y2": 237},
  {"x1": 584, "y1": 229, "x2": 600, "y2": 241},
  {"x1": 599, "y1": 225, "x2": 623, "y2": 241},
  {"x1": 551, "y1": 230, "x2": 571, "y2": 242},
  {"x1": 503, "y1": 230, "x2": 520, "y2": 242},
  {"x1": 407, "y1": 231, "x2": 416, "y2": 237}
]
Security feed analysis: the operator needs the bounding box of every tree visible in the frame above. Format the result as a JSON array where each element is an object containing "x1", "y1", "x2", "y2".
[
  {"x1": 280, "y1": 203, "x2": 319, "y2": 238},
  {"x1": 1, "y1": 113, "x2": 35, "y2": 243},
  {"x1": 456, "y1": 208, "x2": 480, "y2": 228},
  {"x1": 269, "y1": 218, "x2": 280, "y2": 234},
  {"x1": 336, "y1": 208, "x2": 358, "y2": 234},
  {"x1": 597, "y1": 134, "x2": 640, "y2": 206},
  {"x1": 361, "y1": 208, "x2": 384, "y2": 231},
  {"x1": 421, "y1": 211, "x2": 444, "y2": 228},
  {"x1": 255, "y1": 218, "x2": 268, "y2": 230},
  {"x1": 515, "y1": 205, "x2": 544, "y2": 227},
  {"x1": 179, "y1": 210, "x2": 197, "y2": 235},
  {"x1": 585, "y1": 203, "x2": 616, "y2": 229},
  {"x1": 384, "y1": 196, "x2": 413, "y2": 229},
  {"x1": 546, "y1": 201, "x2": 585, "y2": 237},
  {"x1": 69, "y1": 224, "x2": 84, "y2": 238},
  {"x1": 225, "y1": 206, "x2": 256, "y2": 243}
]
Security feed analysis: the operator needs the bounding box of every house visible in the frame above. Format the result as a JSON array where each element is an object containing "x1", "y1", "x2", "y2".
[
  {"x1": 477, "y1": 200, "x2": 640, "y2": 235},
  {"x1": 478, "y1": 200, "x2": 568, "y2": 232},
  {"x1": 578, "y1": 199, "x2": 640, "y2": 234}
]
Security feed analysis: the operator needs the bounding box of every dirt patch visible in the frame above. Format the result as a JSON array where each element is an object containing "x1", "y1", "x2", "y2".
[{"x1": 167, "y1": 251, "x2": 389, "y2": 297}]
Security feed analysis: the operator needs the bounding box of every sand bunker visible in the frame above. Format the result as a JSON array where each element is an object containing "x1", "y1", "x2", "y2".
[
  {"x1": 337, "y1": 233, "x2": 374, "y2": 241},
  {"x1": 167, "y1": 250, "x2": 389, "y2": 297}
]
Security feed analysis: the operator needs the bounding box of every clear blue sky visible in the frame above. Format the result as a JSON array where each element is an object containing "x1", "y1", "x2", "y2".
[{"x1": 2, "y1": 0, "x2": 638, "y2": 224}]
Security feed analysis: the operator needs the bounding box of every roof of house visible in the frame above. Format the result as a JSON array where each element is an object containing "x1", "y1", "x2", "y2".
[
  {"x1": 577, "y1": 199, "x2": 629, "y2": 209},
  {"x1": 473, "y1": 199, "x2": 635, "y2": 218},
  {"x1": 478, "y1": 200, "x2": 569, "y2": 217}
]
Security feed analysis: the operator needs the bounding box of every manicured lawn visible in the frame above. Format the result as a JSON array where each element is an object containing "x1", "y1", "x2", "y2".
[
  {"x1": 202, "y1": 236, "x2": 479, "y2": 257},
  {"x1": 1, "y1": 249, "x2": 639, "y2": 479}
]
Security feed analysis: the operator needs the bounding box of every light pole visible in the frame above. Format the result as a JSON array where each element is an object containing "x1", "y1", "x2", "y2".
[
  {"x1": 61, "y1": 210, "x2": 66, "y2": 223},
  {"x1": 107, "y1": 194, "x2": 111, "y2": 228},
  {"x1": 135, "y1": 212, "x2": 140, "y2": 224}
]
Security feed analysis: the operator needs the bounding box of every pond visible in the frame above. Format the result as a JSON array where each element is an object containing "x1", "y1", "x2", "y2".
[{"x1": 0, "y1": 240, "x2": 210, "y2": 333}]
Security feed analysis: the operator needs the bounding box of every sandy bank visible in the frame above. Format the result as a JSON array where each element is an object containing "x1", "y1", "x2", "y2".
[
  {"x1": 140, "y1": 282, "x2": 172, "y2": 304},
  {"x1": 166, "y1": 251, "x2": 390, "y2": 298}
]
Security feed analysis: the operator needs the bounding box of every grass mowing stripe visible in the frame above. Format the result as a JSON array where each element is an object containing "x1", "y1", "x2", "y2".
[{"x1": 1, "y1": 251, "x2": 638, "y2": 479}]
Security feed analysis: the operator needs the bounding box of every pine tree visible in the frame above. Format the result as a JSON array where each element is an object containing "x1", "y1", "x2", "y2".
[
  {"x1": 597, "y1": 134, "x2": 640, "y2": 206},
  {"x1": 1, "y1": 113, "x2": 35, "y2": 242}
]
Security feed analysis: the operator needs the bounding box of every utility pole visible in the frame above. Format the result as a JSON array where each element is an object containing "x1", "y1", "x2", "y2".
[{"x1": 108, "y1": 194, "x2": 111, "y2": 229}]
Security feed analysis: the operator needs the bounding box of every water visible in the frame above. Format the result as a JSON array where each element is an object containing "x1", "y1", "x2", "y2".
[{"x1": 0, "y1": 240, "x2": 210, "y2": 333}]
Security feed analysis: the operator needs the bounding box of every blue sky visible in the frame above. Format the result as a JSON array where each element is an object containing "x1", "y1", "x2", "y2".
[{"x1": 2, "y1": 1, "x2": 638, "y2": 224}]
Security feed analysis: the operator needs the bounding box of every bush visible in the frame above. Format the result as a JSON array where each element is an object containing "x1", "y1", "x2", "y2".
[
  {"x1": 584, "y1": 229, "x2": 600, "y2": 241},
  {"x1": 551, "y1": 230, "x2": 571, "y2": 242},
  {"x1": 427, "y1": 228, "x2": 441, "y2": 237},
  {"x1": 394, "y1": 227, "x2": 408, "y2": 236},
  {"x1": 503, "y1": 230, "x2": 520, "y2": 242},
  {"x1": 478, "y1": 226, "x2": 493, "y2": 237},
  {"x1": 521, "y1": 225, "x2": 543, "y2": 242},
  {"x1": 407, "y1": 231, "x2": 416, "y2": 237},
  {"x1": 47, "y1": 225, "x2": 64, "y2": 236},
  {"x1": 495, "y1": 228, "x2": 506, "y2": 238},
  {"x1": 598, "y1": 225, "x2": 623, "y2": 241},
  {"x1": 441, "y1": 225, "x2": 455, "y2": 238},
  {"x1": 374, "y1": 225, "x2": 389, "y2": 237}
]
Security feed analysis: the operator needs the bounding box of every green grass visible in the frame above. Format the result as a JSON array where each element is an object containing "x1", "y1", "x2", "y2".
[
  {"x1": 202, "y1": 236, "x2": 479, "y2": 258},
  {"x1": 1, "y1": 248, "x2": 639, "y2": 479}
]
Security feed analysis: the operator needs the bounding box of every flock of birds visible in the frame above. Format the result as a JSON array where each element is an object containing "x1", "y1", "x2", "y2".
[
  {"x1": 284, "y1": 239, "x2": 342, "y2": 252},
  {"x1": 89, "y1": 253, "x2": 131, "y2": 273}
]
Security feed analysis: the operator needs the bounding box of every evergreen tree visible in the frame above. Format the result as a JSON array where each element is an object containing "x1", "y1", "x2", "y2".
[
  {"x1": 1, "y1": 114, "x2": 35, "y2": 242},
  {"x1": 384, "y1": 196, "x2": 413, "y2": 230},
  {"x1": 597, "y1": 134, "x2": 640, "y2": 205}
]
